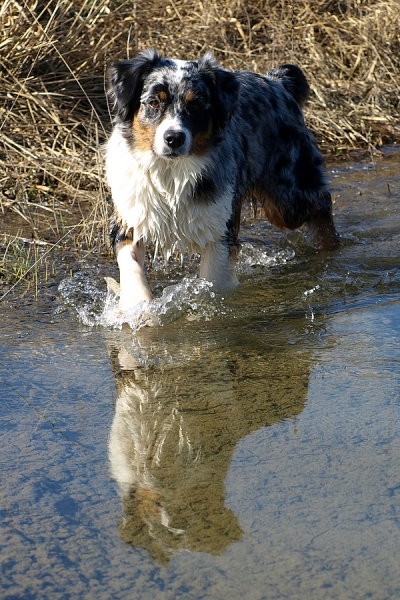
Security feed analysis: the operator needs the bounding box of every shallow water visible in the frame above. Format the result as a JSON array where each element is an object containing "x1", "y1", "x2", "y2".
[{"x1": 1, "y1": 153, "x2": 400, "y2": 599}]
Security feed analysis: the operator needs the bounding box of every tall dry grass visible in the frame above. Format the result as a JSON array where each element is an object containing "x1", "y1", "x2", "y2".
[{"x1": 1, "y1": 0, "x2": 399, "y2": 259}]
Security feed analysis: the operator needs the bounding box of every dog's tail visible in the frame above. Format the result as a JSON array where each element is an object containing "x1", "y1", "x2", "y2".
[{"x1": 267, "y1": 64, "x2": 310, "y2": 107}]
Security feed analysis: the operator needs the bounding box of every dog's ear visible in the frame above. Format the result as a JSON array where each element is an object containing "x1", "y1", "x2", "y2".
[
  {"x1": 107, "y1": 49, "x2": 161, "y2": 122},
  {"x1": 198, "y1": 53, "x2": 239, "y2": 131}
]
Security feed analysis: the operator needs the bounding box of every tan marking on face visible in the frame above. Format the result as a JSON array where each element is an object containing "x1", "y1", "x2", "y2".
[
  {"x1": 158, "y1": 90, "x2": 168, "y2": 103},
  {"x1": 133, "y1": 116, "x2": 156, "y2": 152},
  {"x1": 184, "y1": 89, "x2": 196, "y2": 104},
  {"x1": 193, "y1": 119, "x2": 213, "y2": 155}
]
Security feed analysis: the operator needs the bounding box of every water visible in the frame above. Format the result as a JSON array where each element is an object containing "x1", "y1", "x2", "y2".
[{"x1": 1, "y1": 153, "x2": 399, "y2": 599}]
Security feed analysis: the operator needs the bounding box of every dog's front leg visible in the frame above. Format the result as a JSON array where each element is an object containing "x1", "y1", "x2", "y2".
[
  {"x1": 117, "y1": 241, "x2": 152, "y2": 311},
  {"x1": 199, "y1": 240, "x2": 239, "y2": 291}
]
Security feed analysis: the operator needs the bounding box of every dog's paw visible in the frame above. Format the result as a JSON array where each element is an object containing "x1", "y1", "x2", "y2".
[
  {"x1": 104, "y1": 276, "x2": 159, "y2": 328},
  {"x1": 105, "y1": 276, "x2": 121, "y2": 296}
]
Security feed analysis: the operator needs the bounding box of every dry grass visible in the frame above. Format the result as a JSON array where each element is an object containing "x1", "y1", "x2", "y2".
[{"x1": 1, "y1": 0, "x2": 399, "y2": 263}]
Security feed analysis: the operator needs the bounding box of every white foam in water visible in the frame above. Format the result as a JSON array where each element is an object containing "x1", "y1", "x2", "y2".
[
  {"x1": 303, "y1": 284, "x2": 321, "y2": 297},
  {"x1": 237, "y1": 241, "x2": 295, "y2": 273},
  {"x1": 106, "y1": 277, "x2": 219, "y2": 331},
  {"x1": 58, "y1": 243, "x2": 294, "y2": 330},
  {"x1": 58, "y1": 270, "x2": 107, "y2": 326},
  {"x1": 59, "y1": 272, "x2": 218, "y2": 331}
]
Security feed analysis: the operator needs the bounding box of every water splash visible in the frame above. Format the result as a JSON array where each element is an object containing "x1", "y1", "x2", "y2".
[
  {"x1": 99, "y1": 276, "x2": 219, "y2": 330},
  {"x1": 58, "y1": 272, "x2": 219, "y2": 331},
  {"x1": 58, "y1": 270, "x2": 107, "y2": 326},
  {"x1": 237, "y1": 241, "x2": 295, "y2": 273},
  {"x1": 57, "y1": 241, "x2": 299, "y2": 330}
]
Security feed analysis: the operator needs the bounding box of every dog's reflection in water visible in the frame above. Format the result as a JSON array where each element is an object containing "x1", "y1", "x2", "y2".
[{"x1": 108, "y1": 328, "x2": 309, "y2": 563}]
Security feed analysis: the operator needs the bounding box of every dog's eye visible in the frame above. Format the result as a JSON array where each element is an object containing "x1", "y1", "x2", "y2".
[
  {"x1": 148, "y1": 99, "x2": 161, "y2": 109},
  {"x1": 188, "y1": 95, "x2": 209, "y2": 111}
]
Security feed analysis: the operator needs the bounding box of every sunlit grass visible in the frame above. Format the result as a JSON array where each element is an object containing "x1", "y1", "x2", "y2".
[{"x1": 0, "y1": 0, "x2": 399, "y2": 292}]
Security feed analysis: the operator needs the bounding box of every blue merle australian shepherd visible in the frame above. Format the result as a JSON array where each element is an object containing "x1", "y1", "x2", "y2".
[{"x1": 106, "y1": 49, "x2": 339, "y2": 311}]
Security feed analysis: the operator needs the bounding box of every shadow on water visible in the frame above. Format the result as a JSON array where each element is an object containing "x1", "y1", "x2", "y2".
[{"x1": 1, "y1": 151, "x2": 400, "y2": 599}]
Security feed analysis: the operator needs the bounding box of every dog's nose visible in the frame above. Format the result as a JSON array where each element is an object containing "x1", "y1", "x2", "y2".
[{"x1": 164, "y1": 129, "x2": 186, "y2": 149}]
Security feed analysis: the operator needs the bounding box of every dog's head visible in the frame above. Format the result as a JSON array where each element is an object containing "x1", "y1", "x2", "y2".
[{"x1": 107, "y1": 49, "x2": 239, "y2": 158}]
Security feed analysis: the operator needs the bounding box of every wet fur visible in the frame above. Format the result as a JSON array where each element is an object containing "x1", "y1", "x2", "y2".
[{"x1": 106, "y1": 50, "x2": 338, "y2": 309}]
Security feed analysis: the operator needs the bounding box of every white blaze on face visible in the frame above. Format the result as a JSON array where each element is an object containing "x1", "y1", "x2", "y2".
[
  {"x1": 153, "y1": 115, "x2": 193, "y2": 157},
  {"x1": 152, "y1": 60, "x2": 194, "y2": 157}
]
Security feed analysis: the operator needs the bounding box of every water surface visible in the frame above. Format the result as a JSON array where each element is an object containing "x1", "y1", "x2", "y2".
[{"x1": 1, "y1": 154, "x2": 399, "y2": 599}]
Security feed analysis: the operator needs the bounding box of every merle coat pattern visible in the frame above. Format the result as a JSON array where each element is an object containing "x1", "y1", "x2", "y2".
[{"x1": 106, "y1": 49, "x2": 338, "y2": 311}]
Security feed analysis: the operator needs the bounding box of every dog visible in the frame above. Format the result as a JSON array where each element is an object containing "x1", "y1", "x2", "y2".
[{"x1": 105, "y1": 49, "x2": 338, "y2": 311}]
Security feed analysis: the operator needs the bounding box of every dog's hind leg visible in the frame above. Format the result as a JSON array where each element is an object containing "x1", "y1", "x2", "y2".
[
  {"x1": 261, "y1": 188, "x2": 339, "y2": 251},
  {"x1": 263, "y1": 198, "x2": 339, "y2": 250},
  {"x1": 305, "y1": 204, "x2": 340, "y2": 250}
]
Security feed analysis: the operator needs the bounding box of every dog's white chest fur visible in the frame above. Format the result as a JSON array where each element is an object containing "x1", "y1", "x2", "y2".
[{"x1": 106, "y1": 129, "x2": 231, "y2": 256}]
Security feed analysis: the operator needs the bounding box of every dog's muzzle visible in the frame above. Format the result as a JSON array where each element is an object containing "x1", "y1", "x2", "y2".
[
  {"x1": 154, "y1": 117, "x2": 192, "y2": 157},
  {"x1": 164, "y1": 129, "x2": 186, "y2": 150}
]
